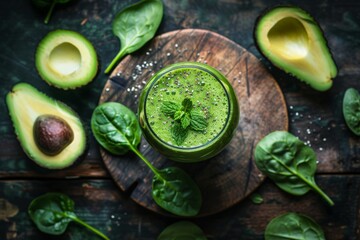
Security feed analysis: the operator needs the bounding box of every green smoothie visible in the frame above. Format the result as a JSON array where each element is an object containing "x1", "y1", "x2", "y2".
[
  {"x1": 145, "y1": 67, "x2": 229, "y2": 147},
  {"x1": 138, "y1": 62, "x2": 239, "y2": 162}
]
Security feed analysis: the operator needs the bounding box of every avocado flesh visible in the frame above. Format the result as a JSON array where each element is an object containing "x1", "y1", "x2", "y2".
[
  {"x1": 6, "y1": 83, "x2": 86, "y2": 169},
  {"x1": 49, "y1": 42, "x2": 81, "y2": 75},
  {"x1": 36, "y1": 29, "x2": 98, "y2": 89},
  {"x1": 255, "y1": 6, "x2": 337, "y2": 91}
]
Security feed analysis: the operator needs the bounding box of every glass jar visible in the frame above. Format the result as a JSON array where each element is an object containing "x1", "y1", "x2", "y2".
[{"x1": 138, "y1": 62, "x2": 239, "y2": 162}]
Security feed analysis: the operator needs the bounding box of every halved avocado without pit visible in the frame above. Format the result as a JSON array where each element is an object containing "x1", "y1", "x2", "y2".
[
  {"x1": 254, "y1": 6, "x2": 337, "y2": 91},
  {"x1": 6, "y1": 83, "x2": 87, "y2": 169},
  {"x1": 35, "y1": 29, "x2": 98, "y2": 89}
]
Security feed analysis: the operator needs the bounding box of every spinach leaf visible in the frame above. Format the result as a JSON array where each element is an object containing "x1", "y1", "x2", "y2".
[
  {"x1": 28, "y1": 192, "x2": 109, "y2": 239},
  {"x1": 158, "y1": 221, "x2": 207, "y2": 240},
  {"x1": 153, "y1": 167, "x2": 202, "y2": 217},
  {"x1": 91, "y1": 102, "x2": 142, "y2": 155},
  {"x1": 32, "y1": 0, "x2": 74, "y2": 24},
  {"x1": 104, "y1": 0, "x2": 163, "y2": 74},
  {"x1": 265, "y1": 212, "x2": 325, "y2": 240},
  {"x1": 343, "y1": 88, "x2": 360, "y2": 135},
  {"x1": 254, "y1": 131, "x2": 334, "y2": 206},
  {"x1": 91, "y1": 102, "x2": 202, "y2": 216}
]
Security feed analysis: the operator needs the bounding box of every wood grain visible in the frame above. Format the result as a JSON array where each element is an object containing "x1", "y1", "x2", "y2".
[
  {"x1": 98, "y1": 29, "x2": 288, "y2": 216},
  {"x1": 1, "y1": 176, "x2": 358, "y2": 240}
]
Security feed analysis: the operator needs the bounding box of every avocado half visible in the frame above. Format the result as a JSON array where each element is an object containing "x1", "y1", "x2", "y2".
[
  {"x1": 254, "y1": 6, "x2": 337, "y2": 91},
  {"x1": 35, "y1": 29, "x2": 98, "y2": 89},
  {"x1": 6, "y1": 83, "x2": 87, "y2": 169}
]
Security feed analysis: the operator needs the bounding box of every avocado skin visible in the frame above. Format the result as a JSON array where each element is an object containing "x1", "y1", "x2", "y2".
[
  {"x1": 254, "y1": 5, "x2": 338, "y2": 91},
  {"x1": 6, "y1": 83, "x2": 87, "y2": 169}
]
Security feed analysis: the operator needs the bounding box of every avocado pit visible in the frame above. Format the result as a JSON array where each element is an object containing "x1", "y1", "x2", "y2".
[{"x1": 33, "y1": 114, "x2": 74, "y2": 156}]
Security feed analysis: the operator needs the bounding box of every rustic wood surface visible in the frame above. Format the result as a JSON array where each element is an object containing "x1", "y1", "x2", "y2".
[
  {"x1": 1, "y1": 0, "x2": 360, "y2": 239},
  {"x1": 1, "y1": 176, "x2": 359, "y2": 239},
  {"x1": 99, "y1": 29, "x2": 288, "y2": 216}
]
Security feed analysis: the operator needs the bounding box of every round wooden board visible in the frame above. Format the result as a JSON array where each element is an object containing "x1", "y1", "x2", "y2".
[{"x1": 99, "y1": 29, "x2": 288, "y2": 217}]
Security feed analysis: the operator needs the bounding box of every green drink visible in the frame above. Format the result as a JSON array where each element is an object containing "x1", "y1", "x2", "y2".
[{"x1": 138, "y1": 62, "x2": 239, "y2": 162}]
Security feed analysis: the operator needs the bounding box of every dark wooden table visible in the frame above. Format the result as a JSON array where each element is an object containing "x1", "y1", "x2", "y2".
[{"x1": 1, "y1": 0, "x2": 360, "y2": 239}]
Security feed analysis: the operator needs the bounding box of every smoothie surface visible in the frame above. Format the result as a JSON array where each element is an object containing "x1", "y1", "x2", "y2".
[{"x1": 145, "y1": 66, "x2": 230, "y2": 148}]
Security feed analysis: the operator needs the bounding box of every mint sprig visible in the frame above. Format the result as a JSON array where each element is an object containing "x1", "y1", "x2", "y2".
[{"x1": 161, "y1": 98, "x2": 208, "y2": 145}]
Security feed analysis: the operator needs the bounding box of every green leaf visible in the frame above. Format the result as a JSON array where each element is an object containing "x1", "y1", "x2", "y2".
[
  {"x1": 265, "y1": 212, "x2": 325, "y2": 240},
  {"x1": 28, "y1": 193, "x2": 109, "y2": 240},
  {"x1": 171, "y1": 122, "x2": 188, "y2": 145},
  {"x1": 181, "y1": 98, "x2": 193, "y2": 112},
  {"x1": 91, "y1": 102, "x2": 142, "y2": 155},
  {"x1": 161, "y1": 101, "x2": 181, "y2": 117},
  {"x1": 254, "y1": 131, "x2": 334, "y2": 206},
  {"x1": 157, "y1": 221, "x2": 207, "y2": 240},
  {"x1": 174, "y1": 110, "x2": 185, "y2": 121},
  {"x1": 190, "y1": 110, "x2": 207, "y2": 131},
  {"x1": 161, "y1": 98, "x2": 208, "y2": 144},
  {"x1": 91, "y1": 102, "x2": 202, "y2": 217},
  {"x1": 152, "y1": 167, "x2": 202, "y2": 217},
  {"x1": 181, "y1": 113, "x2": 191, "y2": 129},
  {"x1": 343, "y1": 88, "x2": 360, "y2": 135},
  {"x1": 28, "y1": 192, "x2": 74, "y2": 235},
  {"x1": 104, "y1": 0, "x2": 163, "y2": 73}
]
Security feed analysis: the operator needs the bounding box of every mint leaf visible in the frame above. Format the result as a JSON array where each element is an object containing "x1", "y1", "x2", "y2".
[
  {"x1": 161, "y1": 101, "x2": 181, "y2": 117},
  {"x1": 182, "y1": 98, "x2": 193, "y2": 112},
  {"x1": 181, "y1": 113, "x2": 191, "y2": 129},
  {"x1": 174, "y1": 110, "x2": 185, "y2": 120},
  {"x1": 190, "y1": 110, "x2": 207, "y2": 131},
  {"x1": 171, "y1": 122, "x2": 189, "y2": 145}
]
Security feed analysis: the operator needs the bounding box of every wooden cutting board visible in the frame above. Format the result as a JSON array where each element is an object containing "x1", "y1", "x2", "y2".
[{"x1": 98, "y1": 29, "x2": 288, "y2": 217}]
